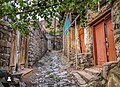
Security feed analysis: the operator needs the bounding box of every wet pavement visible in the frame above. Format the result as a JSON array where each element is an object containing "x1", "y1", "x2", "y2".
[{"x1": 28, "y1": 51, "x2": 78, "y2": 87}]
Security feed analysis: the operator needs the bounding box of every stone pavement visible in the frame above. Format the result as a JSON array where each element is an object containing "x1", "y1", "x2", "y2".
[{"x1": 28, "y1": 50, "x2": 78, "y2": 87}]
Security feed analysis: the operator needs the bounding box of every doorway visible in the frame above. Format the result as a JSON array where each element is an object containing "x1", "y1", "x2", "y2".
[{"x1": 92, "y1": 13, "x2": 116, "y2": 67}]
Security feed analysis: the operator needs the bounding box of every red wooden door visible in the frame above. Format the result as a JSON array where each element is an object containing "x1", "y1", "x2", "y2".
[
  {"x1": 94, "y1": 21, "x2": 107, "y2": 67},
  {"x1": 106, "y1": 18, "x2": 116, "y2": 61},
  {"x1": 79, "y1": 29, "x2": 85, "y2": 53}
]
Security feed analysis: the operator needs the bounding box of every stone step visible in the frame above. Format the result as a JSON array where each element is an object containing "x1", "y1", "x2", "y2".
[
  {"x1": 70, "y1": 69, "x2": 100, "y2": 86},
  {"x1": 84, "y1": 67, "x2": 101, "y2": 75},
  {"x1": 72, "y1": 72, "x2": 86, "y2": 85},
  {"x1": 76, "y1": 70, "x2": 94, "y2": 81},
  {"x1": 14, "y1": 68, "x2": 33, "y2": 76}
]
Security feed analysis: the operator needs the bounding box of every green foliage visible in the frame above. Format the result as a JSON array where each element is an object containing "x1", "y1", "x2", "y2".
[
  {"x1": 49, "y1": 28, "x2": 63, "y2": 36},
  {"x1": 0, "y1": 0, "x2": 112, "y2": 36},
  {"x1": 0, "y1": 0, "x2": 58, "y2": 36}
]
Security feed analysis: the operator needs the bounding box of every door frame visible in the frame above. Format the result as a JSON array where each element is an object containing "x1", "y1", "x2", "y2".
[{"x1": 92, "y1": 11, "x2": 115, "y2": 66}]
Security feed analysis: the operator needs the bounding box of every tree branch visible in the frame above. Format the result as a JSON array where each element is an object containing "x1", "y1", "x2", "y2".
[
  {"x1": 5, "y1": 2, "x2": 61, "y2": 16},
  {"x1": 6, "y1": 8, "x2": 40, "y2": 15}
]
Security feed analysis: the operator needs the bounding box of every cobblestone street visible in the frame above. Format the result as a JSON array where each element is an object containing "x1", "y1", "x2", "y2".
[
  {"x1": 28, "y1": 51, "x2": 78, "y2": 87},
  {"x1": 0, "y1": 1, "x2": 120, "y2": 87}
]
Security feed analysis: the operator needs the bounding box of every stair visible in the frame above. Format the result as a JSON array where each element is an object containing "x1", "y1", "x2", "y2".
[
  {"x1": 77, "y1": 70, "x2": 94, "y2": 81},
  {"x1": 70, "y1": 67, "x2": 101, "y2": 87},
  {"x1": 84, "y1": 67, "x2": 101, "y2": 75},
  {"x1": 72, "y1": 72, "x2": 86, "y2": 85}
]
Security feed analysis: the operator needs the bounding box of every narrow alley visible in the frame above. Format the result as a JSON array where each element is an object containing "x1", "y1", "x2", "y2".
[
  {"x1": 28, "y1": 51, "x2": 78, "y2": 87},
  {"x1": 0, "y1": 0, "x2": 120, "y2": 87}
]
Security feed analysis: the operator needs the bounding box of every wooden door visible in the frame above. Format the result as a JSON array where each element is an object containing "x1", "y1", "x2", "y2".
[
  {"x1": 94, "y1": 21, "x2": 107, "y2": 67},
  {"x1": 92, "y1": 11, "x2": 116, "y2": 67},
  {"x1": 106, "y1": 18, "x2": 116, "y2": 61},
  {"x1": 79, "y1": 29, "x2": 85, "y2": 53}
]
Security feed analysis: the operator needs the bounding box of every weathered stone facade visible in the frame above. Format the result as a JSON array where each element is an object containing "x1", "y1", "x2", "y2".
[
  {"x1": 63, "y1": 0, "x2": 120, "y2": 69},
  {"x1": 46, "y1": 34, "x2": 63, "y2": 51},
  {"x1": 100, "y1": 0, "x2": 120, "y2": 86},
  {"x1": 0, "y1": 22, "x2": 29, "y2": 73},
  {"x1": 28, "y1": 28, "x2": 47, "y2": 67},
  {"x1": 112, "y1": 0, "x2": 120, "y2": 60},
  {"x1": 86, "y1": 1, "x2": 120, "y2": 86},
  {"x1": 64, "y1": 27, "x2": 75, "y2": 56},
  {"x1": 0, "y1": 23, "x2": 13, "y2": 71},
  {"x1": 54, "y1": 35, "x2": 63, "y2": 50},
  {"x1": 78, "y1": 26, "x2": 93, "y2": 68},
  {"x1": 100, "y1": 61, "x2": 120, "y2": 87},
  {"x1": 84, "y1": 26, "x2": 92, "y2": 52}
]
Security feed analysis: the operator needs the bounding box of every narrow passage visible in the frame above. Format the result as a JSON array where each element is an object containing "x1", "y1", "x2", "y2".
[{"x1": 28, "y1": 51, "x2": 78, "y2": 87}]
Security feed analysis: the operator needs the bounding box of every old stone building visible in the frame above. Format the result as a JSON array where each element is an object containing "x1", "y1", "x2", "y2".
[
  {"x1": 46, "y1": 34, "x2": 63, "y2": 51},
  {"x1": 64, "y1": 0, "x2": 120, "y2": 66},
  {"x1": 106, "y1": 0, "x2": 120, "y2": 86},
  {"x1": 84, "y1": 0, "x2": 120, "y2": 68},
  {"x1": 0, "y1": 22, "x2": 13, "y2": 71},
  {"x1": 112, "y1": 0, "x2": 120, "y2": 60},
  {"x1": 28, "y1": 22, "x2": 48, "y2": 67},
  {"x1": 63, "y1": 25, "x2": 80, "y2": 67},
  {"x1": 0, "y1": 20, "x2": 48, "y2": 75},
  {"x1": 63, "y1": 14, "x2": 93, "y2": 68},
  {"x1": 0, "y1": 21, "x2": 30, "y2": 74},
  {"x1": 63, "y1": 0, "x2": 120, "y2": 86}
]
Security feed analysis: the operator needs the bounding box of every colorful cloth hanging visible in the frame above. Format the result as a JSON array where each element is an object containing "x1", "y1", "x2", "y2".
[{"x1": 63, "y1": 15, "x2": 70, "y2": 36}]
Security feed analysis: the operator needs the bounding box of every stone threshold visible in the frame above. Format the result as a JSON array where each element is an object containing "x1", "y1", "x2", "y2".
[
  {"x1": 13, "y1": 68, "x2": 33, "y2": 77},
  {"x1": 70, "y1": 67, "x2": 102, "y2": 84}
]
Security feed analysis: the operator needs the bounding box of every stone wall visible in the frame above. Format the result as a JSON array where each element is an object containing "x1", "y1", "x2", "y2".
[
  {"x1": 76, "y1": 24, "x2": 93, "y2": 68},
  {"x1": 54, "y1": 35, "x2": 63, "y2": 50},
  {"x1": 112, "y1": 0, "x2": 120, "y2": 60},
  {"x1": 84, "y1": 26, "x2": 93, "y2": 52},
  {"x1": 100, "y1": 0, "x2": 120, "y2": 86},
  {"x1": 87, "y1": 1, "x2": 120, "y2": 86},
  {"x1": 0, "y1": 23, "x2": 13, "y2": 71},
  {"x1": 107, "y1": 62, "x2": 120, "y2": 87},
  {"x1": 46, "y1": 34, "x2": 63, "y2": 51},
  {"x1": 100, "y1": 61, "x2": 120, "y2": 87},
  {"x1": 0, "y1": 22, "x2": 30, "y2": 73},
  {"x1": 28, "y1": 28, "x2": 47, "y2": 67},
  {"x1": 63, "y1": 32, "x2": 68, "y2": 57},
  {"x1": 80, "y1": 1, "x2": 120, "y2": 68}
]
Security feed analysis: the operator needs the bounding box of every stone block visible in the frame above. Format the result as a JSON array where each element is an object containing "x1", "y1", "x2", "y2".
[
  {"x1": 107, "y1": 65, "x2": 120, "y2": 87},
  {"x1": 28, "y1": 29, "x2": 47, "y2": 66},
  {"x1": 0, "y1": 47, "x2": 10, "y2": 54},
  {"x1": 0, "y1": 32, "x2": 3, "y2": 39},
  {"x1": 0, "y1": 47, "x2": 4, "y2": 53},
  {"x1": 0, "y1": 40, "x2": 11, "y2": 47},
  {"x1": 0, "y1": 53, "x2": 10, "y2": 60},
  {"x1": 101, "y1": 61, "x2": 119, "y2": 80},
  {"x1": 0, "y1": 29, "x2": 11, "y2": 36}
]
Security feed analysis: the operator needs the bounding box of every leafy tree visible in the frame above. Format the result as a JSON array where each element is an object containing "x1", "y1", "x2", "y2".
[{"x1": 0, "y1": 0, "x2": 112, "y2": 36}]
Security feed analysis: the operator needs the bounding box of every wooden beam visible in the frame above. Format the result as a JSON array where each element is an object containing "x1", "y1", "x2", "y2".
[
  {"x1": 70, "y1": 15, "x2": 79, "y2": 27},
  {"x1": 25, "y1": 36, "x2": 29, "y2": 67},
  {"x1": 88, "y1": 7, "x2": 111, "y2": 26}
]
